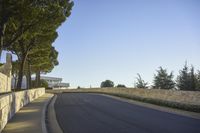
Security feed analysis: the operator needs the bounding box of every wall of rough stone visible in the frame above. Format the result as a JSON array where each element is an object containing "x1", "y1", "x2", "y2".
[
  {"x1": 0, "y1": 88, "x2": 45, "y2": 132},
  {"x1": 0, "y1": 73, "x2": 11, "y2": 93},
  {"x1": 0, "y1": 53, "x2": 12, "y2": 93}
]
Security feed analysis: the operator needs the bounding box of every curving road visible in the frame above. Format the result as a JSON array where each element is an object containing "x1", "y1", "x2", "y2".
[{"x1": 54, "y1": 93, "x2": 200, "y2": 133}]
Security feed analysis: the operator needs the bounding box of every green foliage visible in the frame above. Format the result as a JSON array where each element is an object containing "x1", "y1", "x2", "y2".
[
  {"x1": 1, "y1": 0, "x2": 74, "y2": 51},
  {"x1": 135, "y1": 73, "x2": 148, "y2": 88},
  {"x1": 77, "y1": 86, "x2": 81, "y2": 89},
  {"x1": 1, "y1": 0, "x2": 73, "y2": 89},
  {"x1": 40, "y1": 79, "x2": 48, "y2": 88},
  {"x1": 101, "y1": 80, "x2": 114, "y2": 88},
  {"x1": 31, "y1": 79, "x2": 48, "y2": 88},
  {"x1": 196, "y1": 71, "x2": 200, "y2": 91},
  {"x1": 153, "y1": 67, "x2": 175, "y2": 89},
  {"x1": 116, "y1": 84, "x2": 126, "y2": 88},
  {"x1": 177, "y1": 63, "x2": 196, "y2": 91}
]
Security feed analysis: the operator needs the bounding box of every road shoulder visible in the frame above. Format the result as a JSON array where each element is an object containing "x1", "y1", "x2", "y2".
[
  {"x1": 99, "y1": 93, "x2": 200, "y2": 120},
  {"x1": 47, "y1": 94, "x2": 63, "y2": 133}
]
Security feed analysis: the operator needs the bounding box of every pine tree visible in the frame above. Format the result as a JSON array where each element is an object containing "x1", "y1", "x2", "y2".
[
  {"x1": 176, "y1": 63, "x2": 196, "y2": 91},
  {"x1": 196, "y1": 70, "x2": 200, "y2": 90},
  {"x1": 135, "y1": 73, "x2": 148, "y2": 88},
  {"x1": 153, "y1": 67, "x2": 175, "y2": 89}
]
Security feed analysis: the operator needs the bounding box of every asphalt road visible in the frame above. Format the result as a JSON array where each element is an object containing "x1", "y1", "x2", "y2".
[{"x1": 54, "y1": 93, "x2": 200, "y2": 133}]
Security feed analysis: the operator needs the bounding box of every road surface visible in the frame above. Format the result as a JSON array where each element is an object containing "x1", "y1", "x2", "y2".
[{"x1": 54, "y1": 93, "x2": 200, "y2": 133}]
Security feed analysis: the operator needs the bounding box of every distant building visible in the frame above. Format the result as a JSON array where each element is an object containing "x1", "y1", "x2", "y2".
[
  {"x1": 12, "y1": 76, "x2": 70, "y2": 90},
  {"x1": 40, "y1": 76, "x2": 70, "y2": 90}
]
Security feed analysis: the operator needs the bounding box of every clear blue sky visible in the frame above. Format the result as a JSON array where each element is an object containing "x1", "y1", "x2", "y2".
[
  {"x1": 47, "y1": 0, "x2": 200, "y2": 88},
  {"x1": 4, "y1": 0, "x2": 199, "y2": 88}
]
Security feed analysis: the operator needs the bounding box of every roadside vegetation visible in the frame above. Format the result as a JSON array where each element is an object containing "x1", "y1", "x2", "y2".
[
  {"x1": 58, "y1": 63, "x2": 200, "y2": 112},
  {"x1": 0, "y1": 0, "x2": 73, "y2": 90},
  {"x1": 61, "y1": 88, "x2": 200, "y2": 113},
  {"x1": 98, "y1": 63, "x2": 200, "y2": 91}
]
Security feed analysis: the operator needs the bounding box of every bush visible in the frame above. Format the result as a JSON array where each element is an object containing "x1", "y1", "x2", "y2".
[
  {"x1": 116, "y1": 84, "x2": 126, "y2": 88},
  {"x1": 31, "y1": 79, "x2": 48, "y2": 88},
  {"x1": 77, "y1": 86, "x2": 81, "y2": 89},
  {"x1": 100, "y1": 80, "x2": 114, "y2": 88},
  {"x1": 40, "y1": 79, "x2": 48, "y2": 88}
]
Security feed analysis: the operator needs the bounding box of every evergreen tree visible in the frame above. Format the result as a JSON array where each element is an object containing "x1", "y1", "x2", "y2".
[
  {"x1": 100, "y1": 80, "x2": 114, "y2": 88},
  {"x1": 190, "y1": 66, "x2": 196, "y2": 90},
  {"x1": 153, "y1": 67, "x2": 175, "y2": 89},
  {"x1": 196, "y1": 70, "x2": 200, "y2": 90},
  {"x1": 3, "y1": 0, "x2": 73, "y2": 89},
  {"x1": 177, "y1": 63, "x2": 196, "y2": 91},
  {"x1": 135, "y1": 73, "x2": 148, "y2": 88}
]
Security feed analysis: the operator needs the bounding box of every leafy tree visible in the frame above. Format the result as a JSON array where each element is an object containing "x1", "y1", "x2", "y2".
[
  {"x1": 116, "y1": 84, "x2": 126, "y2": 88},
  {"x1": 25, "y1": 33, "x2": 58, "y2": 88},
  {"x1": 100, "y1": 80, "x2": 114, "y2": 88},
  {"x1": 1, "y1": 0, "x2": 73, "y2": 89},
  {"x1": 34, "y1": 47, "x2": 59, "y2": 87},
  {"x1": 0, "y1": 0, "x2": 19, "y2": 55},
  {"x1": 1, "y1": 0, "x2": 73, "y2": 56},
  {"x1": 31, "y1": 79, "x2": 48, "y2": 88},
  {"x1": 177, "y1": 63, "x2": 196, "y2": 91},
  {"x1": 153, "y1": 67, "x2": 175, "y2": 89},
  {"x1": 134, "y1": 73, "x2": 148, "y2": 88}
]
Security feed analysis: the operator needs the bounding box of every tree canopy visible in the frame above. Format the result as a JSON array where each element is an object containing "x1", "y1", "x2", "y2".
[
  {"x1": 176, "y1": 63, "x2": 197, "y2": 91},
  {"x1": 153, "y1": 67, "x2": 175, "y2": 89},
  {"x1": 135, "y1": 73, "x2": 148, "y2": 88},
  {"x1": 1, "y1": 0, "x2": 73, "y2": 89},
  {"x1": 101, "y1": 80, "x2": 114, "y2": 88}
]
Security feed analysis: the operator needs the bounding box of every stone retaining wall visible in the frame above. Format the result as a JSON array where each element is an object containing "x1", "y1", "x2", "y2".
[
  {"x1": 0, "y1": 73, "x2": 11, "y2": 93},
  {"x1": 0, "y1": 88, "x2": 45, "y2": 132},
  {"x1": 0, "y1": 53, "x2": 12, "y2": 93}
]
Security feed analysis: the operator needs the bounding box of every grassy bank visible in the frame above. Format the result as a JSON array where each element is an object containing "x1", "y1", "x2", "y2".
[{"x1": 50, "y1": 88, "x2": 200, "y2": 113}]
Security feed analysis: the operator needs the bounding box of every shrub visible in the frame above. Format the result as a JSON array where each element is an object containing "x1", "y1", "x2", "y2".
[
  {"x1": 116, "y1": 84, "x2": 126, "y2": 88},
  {"x1": 100, "y1": 80, "x2": 114, "y2": 88}
]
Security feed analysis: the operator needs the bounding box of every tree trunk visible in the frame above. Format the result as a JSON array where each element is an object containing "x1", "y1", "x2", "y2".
[
  {"x1": 27, "y1": 60, "x2": 31, "y2": 89},
  {"x1": 16, "y1": 55, "x2": 27, "y2": 89},
  {"x1": 26, "y1": 74, "x2": 29, "y2": 89},
  {"x1": 14, "y1": 77, "x2": 17, "y2": 89},
  {"x1": 0, "y1": 22, "x2": 6, "y2": 59},
  {"x1": 0, "y1": 4, "x2": 8, "y2": 58},
  {"x1": 35, "y1": 70, "x2": 41, "y2": 87}
]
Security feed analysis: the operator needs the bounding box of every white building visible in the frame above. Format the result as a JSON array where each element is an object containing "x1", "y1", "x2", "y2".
[
  {"x1": 40, "y1": 76, "x2": 70, "y2": 90},
  {"x1": 12, "y1": 76, "x2": 70, "y2": 90}
]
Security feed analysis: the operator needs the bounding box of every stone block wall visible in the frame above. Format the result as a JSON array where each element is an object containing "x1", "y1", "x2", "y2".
[
  {"x1": 0, "y1": 73, "x2": 11, "y2": 93},
  {"x1": 0, "y1": 53, "x2": 12, "y2": 93},
  {"x1": 0, "y1": 88, "x2": 45, "y2": 132}
]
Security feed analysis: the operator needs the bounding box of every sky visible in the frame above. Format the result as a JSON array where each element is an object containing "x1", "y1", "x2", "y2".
[{"x1": 3, "y1": 0, "x2": 200, "y2": 88}]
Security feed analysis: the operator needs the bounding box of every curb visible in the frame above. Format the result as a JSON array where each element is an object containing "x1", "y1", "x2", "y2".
[
  {"x1": 41, "y1": 94, "x2": 54, "y2": 133},
  {"x1": 47, "y1": 94, "x2": 63, "y2": 133}
]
